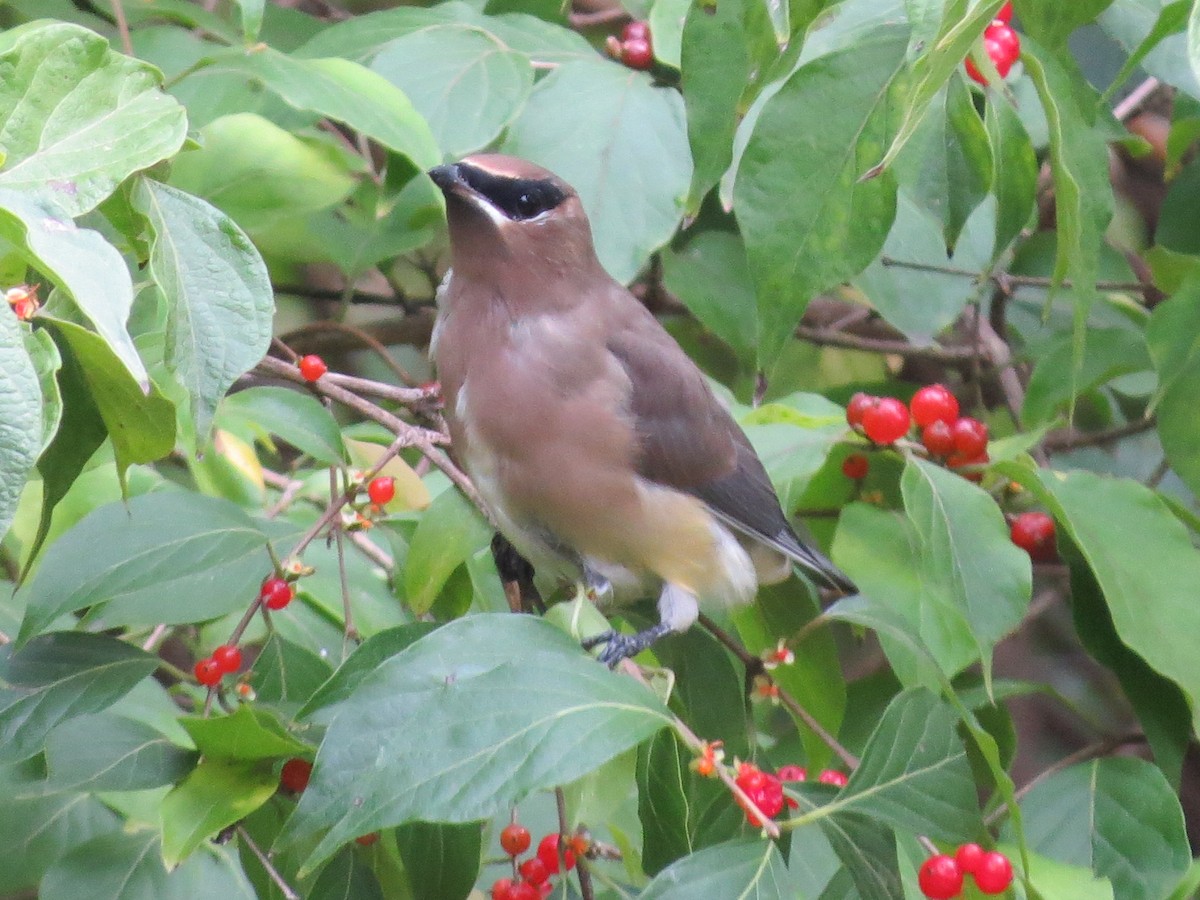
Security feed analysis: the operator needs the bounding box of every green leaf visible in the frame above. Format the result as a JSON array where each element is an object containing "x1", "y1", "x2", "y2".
[
  {"x1": 277, "y1": 614, "x2": 672, "y2": 873},
  {"x1": 985, "y1": 94, "x2": 1039, "y2": 257},
  {"x1": 1148, "y1": 272, "x2": 1200, "y2": 497},
  {"x1": 42, "y1": 317, "x2": 175, "y2": 486},
  {"x1": 0, "y1": 22, "x2": 187, "y2": 216},
  {"x1": 1009, "y1": 466, "x2": 1200, "y2": 734},
  {"x1": 1024, "y1": 849, "x2": 1115, "y2": 900},
  {"x1": 41, "y1": 831, "x2": 257, "y2": 900},
  {"x1": 0, "y1": 632, "x2": 159, "y2": 764},
  {"x1": 18, "y1": 491, "x2": 269, "y2": 640},
  {"x1": 639, "y1": 838, "x2": 800, "y2": 899},
  {"x1": 310, "y1": 846, "x2": 385, "y2": 900},
  {"x1": 167, "y1": 114, "x2": 356, "y2": 232},
  {"x1": 24, "y1": 326, "x2": 61, "y2": 454},
  {"x1": 220, "y1": 48, "x2": 440, "y2": 171},
  {"x1": 249, "y1": 633, "x2": 335, "y2": 708},
  {"x1": 221, "y1": 385, "x2": 347, "y2": 466},
  {"x1": 1023, "y1": 327, "x2": 1151, "y2": 425},
  {"x1": 501, "y1": 59, "x2": 692, "y2": 283},
  {"x1": 1019, "y1": 0, "x2": 1117, "y2": 47},
  {"x1": 901, "y1": 459, "x2": 1031, "y2": 685},
  {"x1": 234, "y1": 0, "x2": 265, "y2": 41},
  {"x1": 44, "y1": 712, "x2": 197, "y2": 791},
  {"x1": 818, "y1": 689, "x2": 980, "y2": 841},
  {"x1": 1018, "y1": 758, "x2": 1189, "y2": 900},
  {"x1": 637, "y1": 729, "x2": 742, "y2": 874},
  {"x1": 661, "y1": 231, "x2": 758, "y2": 368},
  {"x1": 395, "y1": 821, "x2": 481, "y2": 900},
  {"x1": 370, "y1": 26, "x2": 533, "y2": 158},
  {"x1": 735, "y1": 25, "x2": 907, "y2": 367},
  {"x1": 1100, "y1": 0, "x2": 1200, "y2": 100},
  {"x1": 179, "y1": 705, "x2": 310, "y2": 762},
  {"x1": 160, "y1": 757, "x2": 278, "y2": 867},
  {"x1": 133, "y1": 178, "x2": 273, "y2": 442},
  {"x1": 0, "y1": 190, "x2": 147, "y2": 387},
  {"x1": 0, "y1": 307, "x2": 41, "y2": 541},
  {"x1": 1103, "y1": 1, "x2": 1190, "y2": 104},
  {"x1": 403, "y1": 487, "x2": 492, "y2": 615},
  {"x1": 817, "y1": 810, "x2": 900, "y2": 900}
]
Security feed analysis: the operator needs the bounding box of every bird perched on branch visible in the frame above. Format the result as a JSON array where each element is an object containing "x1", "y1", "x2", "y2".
[{"x1": 428, "y1": 154, "x2": 855, "y2": 665}]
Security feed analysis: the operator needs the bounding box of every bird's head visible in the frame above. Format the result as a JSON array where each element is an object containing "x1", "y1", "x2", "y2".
[{"x1": 428, "y1": 154, "x2": 603, "y2": 284}]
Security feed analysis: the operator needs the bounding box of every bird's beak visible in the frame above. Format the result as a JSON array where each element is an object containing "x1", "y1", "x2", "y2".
[{"x1": 429, "y1": 163, "x2": 463, "y2": 193}]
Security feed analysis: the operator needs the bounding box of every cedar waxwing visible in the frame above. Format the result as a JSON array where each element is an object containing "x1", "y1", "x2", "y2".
[{"x1": 429, "y1": 154, "x2": 856, "y2": 664}]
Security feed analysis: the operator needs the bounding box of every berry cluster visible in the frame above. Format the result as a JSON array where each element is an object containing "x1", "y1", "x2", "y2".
[
  {"x1": 964, "y1": 2, "x2": 1021, "y2": 85},
  {"x1": 605, "y1": 21, "x2": 654, "y2": 71},
  {"x1": 730, "y1": 761, "x2": 850, "y2": 826},
  {"x1": 193, "y1": 643, "x2": 243, "y2": 687},
  {"x1": 5, "y1": 283, "x2": 39, "y2": 321},
  {"x1": 919, "y1": 844, "x2": 1014, "y2": 898},
  {"x1": 492, "y1": 825, "x2": 583, "y2": 900}
]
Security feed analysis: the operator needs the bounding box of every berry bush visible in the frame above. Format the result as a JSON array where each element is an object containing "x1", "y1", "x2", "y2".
[{"x1": 1, "y1": 1, "x2": 1199, "y2": 898}]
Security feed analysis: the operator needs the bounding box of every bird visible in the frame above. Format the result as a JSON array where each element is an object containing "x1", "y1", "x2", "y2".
[{"x1": 428, "y1": 154, "x2": 856, "y2": 665}]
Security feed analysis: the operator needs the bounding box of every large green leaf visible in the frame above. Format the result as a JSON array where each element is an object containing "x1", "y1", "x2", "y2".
[
  {"x1": 1100, "y1": 0, "x2": 1200, "y2": 100},
  {"x1": 1147, "y1": 272, "x2": 1200, "y2": 497},
  {"x1": 18, "y1": 491, "x2": 270, "y2": 640},
  {"x1": 0, "y1": 306, "x2": 41, "y2": 542},
  {"x1": 160, "y1": 757, "x2": 278, "y2": 867},
  {"x1": 220, "y1": 385, "x2": 347, "y2": 466},
  {"x1": 277, "y1": 614, "x2": 673, "y2": 873},
  {"x1": 133, "y1": 178, "x2": 273, "y2": 442},
  {"x1": 0, "y1": 190, "x2": 147, "y2": 386},
  {"x1": 1019, "y1": 0, "x2": 1116, "y2": 46},
  {"x1": 501, "y1": 59, "x2": 692, "y2": 284},
  {"x1": 370, "y1": 26, "x2": 533, "y2": 158},
  {"x1": 0, "y1": 22, "x2": 187, "y2": 216},
  {"x1": 1018, "y1": 758, "x2": 1189, "y2": 900},
  {"x1": 639, "y1": 838, "x2": 801, "y2": 899},
  {"x1": 395, "y1": 821, "x2": 481, "y2": 900},
  {"x1": 735, "y1": 25, "x2": 907, "y2": 367},
  {"x1": 402, "y1": 486, "x2": 492, "y2": 615},
  {"x1": 0, "y1": 632, "x2": 159, "y2": 764},
  {"x1": 1010, "y1": 466, "x2": 1200, "y2": 734},
  {"x1": 41, "y1": 831, "x2": 256, "y2": 900},
  {"x1": 1023, "y1": 327, "x2": 1151, "y2": 425},
  {"x1": 310, "y1": 847, "x2": 385, "y2": 900},
  {"x1": 44, "y1": 712, "x2": 197, "y2": 792}
]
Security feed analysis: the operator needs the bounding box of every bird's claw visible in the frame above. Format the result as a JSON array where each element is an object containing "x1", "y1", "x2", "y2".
[{"x1": 581, "y1": 623, "x2": 672, "y2": 668}]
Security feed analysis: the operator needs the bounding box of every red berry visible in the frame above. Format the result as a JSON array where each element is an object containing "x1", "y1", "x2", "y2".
[
  {"x1": 355, "y1": 832, "x2": 379, "y2": 846},
  {"x1": 367, "y1": 476, "x2": 396, "y2": 506},
  {"x1": 861, "y1": 397, "x2": 911, "y2": 445},
  {"x1": 777, "y1": 765, "x2": 807, "y2": 782},
  {"x1": 734, "y1": 763, "x2": 784, "y2": 824},
  {"x1": 955, "y1": 842, "x2": 985, "y2": 875},
  {"x1": 260, "y1": 576, "x2": 295, "y2": 610},
  {"x1": 974, "y1": 851, "x2": 1014, "y2": 894},
  {"x1": 841, "y1": 454, "x2": 869, "y2": 480},
  {"x1": 622, "y1": 20, "x2": 650, "y2": 43},
  {"x1": 951, "y1": 417, "x2": 989, "y2": 456},
  {"x1": 298, "y1": 354, "x2": 327, "y2": 382},
  {"x1": 922, "y1": 420, "x2": 956, "y2": 457},
  {"x1": 985, "y1": 22, "x2": 1021, "y2": 75},
  {"x1": 193, "y1": 657, "x2": 223, "y2": 687},
  {"x1": 846, "y1": 392, "x2": 876, "y2": 428},
  {"x1": 211, "y1": 644, "x2": 242, "y2": 674},
  {"x1": 910, "y1": 384, "x2": 959, "y2": 427},
  {"x1": 817, "y1": 769, "x2": 848, "y2": 787},
  {"x1": 918, "y1": 854, "x2": 964, "y2": 900},
  {"x1": 500, "y1": 823, "x2": 531, "y2": 856},
  {"x1": 536, "y1": 834, "x2": 576, "y2": 873},
  {"x1": 491, "y1": 878, "x2": 519, "y2": 900},
  {"x1": 510, "y1": 883, "x2": 539, "y2": 900},
  {"x1": 279, "y1": 758, "x2": 313, "y2": 793},
  {"x1": 995, "y1": 1, "x2": 1013, "y2": 23},
  {"x1": 518, "y1": 857, "x2": 549, "y2": 886},
  {"x1": 621, "y1": 38, "x2": 654, "y2": 70},
  {"x1": 1010, "y1": 512, "x2": 1056, "y2": 561}
]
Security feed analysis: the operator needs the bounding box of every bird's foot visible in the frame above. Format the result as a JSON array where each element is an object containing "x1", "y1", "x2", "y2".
[{"x1": 581, "y1": 622, "x2": 673, "y2": 668}]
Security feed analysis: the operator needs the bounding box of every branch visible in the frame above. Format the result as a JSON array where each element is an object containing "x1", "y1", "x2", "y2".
[{"x1": 1043, "y1": 417, "x2": 1156, "y2": 452}]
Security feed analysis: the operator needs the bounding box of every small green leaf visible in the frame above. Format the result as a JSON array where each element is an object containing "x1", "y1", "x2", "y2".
[
  {"x1": 1099, "y1": 0, "x2": 1200, "y2": 100},
  {"x1": 639, "y1": 838, "x2": 800, "y2": 899},
  {"x1": 44, "y1": 713, "x2": 197, "y2": 792},
  {"x1": 0, "y1": 22, "x2": 187, "y2": 215},
  {"x1": 403, "y1": 487, "x2": 491, "y2": 615},
  {"x1": 0, "y1": 632, "x2": 159, "y2": 764},
  {"x1": 23, "y1": 326, "x2": 61, "y2": 454},
  {"x1": 1023, "y1": 327, "x2": 1151, "y2": 425},
  {"x1": 160, "y1": 757, "x2": 278, "y2": 867},
  {"x1": 501, "y1": 59, "x2": 692, "y2": 284},
  {"x1": 0, "y1": 306, "x2": 41, "y2": 542},
  {"x1": 370, "y1": 26, "x2": 533, "y2": 158},
  {"x1": 1148, "y1": 272, "x2": 1200, "y2": 497},
  {"x1": 249, "y1": 633, "x2": 335, "y2": 707},
  {"x1": 19, "y1": 491, "x2": 269, "y2": 641},
  {"x1": 310, "y1": 847, "x2": 385, "y2": 900},
  {"x1": 221, "y1": 385, "x2": 347, "y2": 466},
  {"x1": 277, "y1": 614, "x2": 672, "y2": 873},
  {"x1": 735, "y1": 25, "x2": 907, "y2": 367},
  {"x1": 233, "y1": 0, "x2": 265, "y2": 42},
  {"x1": 1018, "y1": 758, "x2": 1189, "y2": 900},
  {"x1": 395, "y1": 821, "x2": 481, "y2": 900},
  {"x1": 1020, "y1": 0, "x2": 1120, "y2": 48},
  {"x1": 985, "y1": 94, "x2": 1039, "y2": 257},
  {"x1": 133, "y1": 178, "x2": 273, "y2": 442},
  {"x1": 0, "y1": 190, "x2": 147, "y2": 387},
  {"x1": 179, "y1": 705, "x2": 310, "y2": 762}
]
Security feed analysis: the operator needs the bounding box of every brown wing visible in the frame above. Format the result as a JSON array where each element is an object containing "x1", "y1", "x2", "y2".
[{"x1": 606, "y1": 307, "x2": 855, "y2": 594}]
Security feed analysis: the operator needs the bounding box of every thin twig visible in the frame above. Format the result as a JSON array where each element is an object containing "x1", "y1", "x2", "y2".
[
  {"x1": 881, "y1": 256, "x2": 1149, "y2": 293},
  {"x1": 141, "y1": 623, "x2": 169, "y2": 652},
  {"x1": 795, "y1": 325, "x2": 979, "y2": 363},
  {"x1": 109, "y1": 0, "x2": 133, "y2": 54},
  {"x1": 1112, "y1": 77, "x2": 1160, "y2": 121},
  {"x1": 285, "y1": 320, "x2": 419, "y2": 385},
  {"x1": 555, "y1": 787, "x2": 595, "y2": 900},
  {"x1": 237, "y1": 826, "x2": 300, "y2": 900},
  {"x1": 330, "y1": 468, "x2": 360, "y2": 647},
  {"x1": 1043, "y1": 417, "x2": 1155, "y2": 451}
]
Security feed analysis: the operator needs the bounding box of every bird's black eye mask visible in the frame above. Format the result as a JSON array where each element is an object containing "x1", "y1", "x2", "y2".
[{"x1": 458, "y1": 165, "x2": 567, "y2": 221}]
